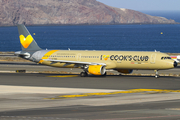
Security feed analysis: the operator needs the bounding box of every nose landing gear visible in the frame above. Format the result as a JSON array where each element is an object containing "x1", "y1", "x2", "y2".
[{"x1": 154, "y1": 70, "x2": 159, "y2": 78}]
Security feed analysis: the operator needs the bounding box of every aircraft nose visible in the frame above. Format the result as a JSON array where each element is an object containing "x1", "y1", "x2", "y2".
[{"x1": 174, "y1": 61, "x2": 178, "y2": 68}]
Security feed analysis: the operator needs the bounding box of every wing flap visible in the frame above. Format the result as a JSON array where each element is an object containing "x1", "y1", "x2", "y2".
[{"x1": 42, "y1": 59, "x2": 106, "y2": 66}]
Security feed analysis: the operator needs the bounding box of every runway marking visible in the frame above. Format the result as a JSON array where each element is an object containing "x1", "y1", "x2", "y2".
[
  {"x1": 47, "y1": 75, "x2": 78, "y2": 77},
  {"x1": 0, "y1": 85, "x2": 119, "y2": 94},
  {"x1": 166, "y1": 108, "x2": 180, "y2": 110},
  {"x1": 45, "y1": 89, "x2": 180, "y2": 100}
]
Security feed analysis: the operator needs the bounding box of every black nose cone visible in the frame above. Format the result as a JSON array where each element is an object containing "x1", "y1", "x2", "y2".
[{"x1": 174, "y1": 61, "x2": 178, "y2": 68}]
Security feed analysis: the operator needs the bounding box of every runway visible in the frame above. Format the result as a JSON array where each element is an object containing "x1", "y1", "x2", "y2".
[
  {"x1": 0, "y1": 60, "x2": 180, "y2": 120},
  {"x1": 1, "y1": 72, "x2": 180, "y2": 120},
  {"x1": 0, "y1": 73, "x2": 180, "y2": 89}
]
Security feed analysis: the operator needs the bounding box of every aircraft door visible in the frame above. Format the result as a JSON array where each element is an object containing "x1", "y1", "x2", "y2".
[
  {"x1": 150, "y1": 53, "x2": 156, "y2": 64},
  {"x1": 77, "y1": 53, "x2": 81, "y2": 61}
]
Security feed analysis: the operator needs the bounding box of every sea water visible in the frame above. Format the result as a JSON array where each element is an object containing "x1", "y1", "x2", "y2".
[{"x1": 0, "y1": 12, "x2": 180, "y2": 53}]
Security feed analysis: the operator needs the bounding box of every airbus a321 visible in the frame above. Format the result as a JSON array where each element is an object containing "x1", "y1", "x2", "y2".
[{"x1": 15, "y1": 24, "x2": 178, "y2": 78}]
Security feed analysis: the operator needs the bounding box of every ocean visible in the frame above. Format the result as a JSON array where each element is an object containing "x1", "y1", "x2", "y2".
[{"x1": 0, "y1": 11, "x2": 180, "y2": 53}]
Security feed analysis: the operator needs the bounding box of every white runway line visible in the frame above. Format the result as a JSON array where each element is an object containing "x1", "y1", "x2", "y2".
[{"x1": 0, "y1": 85, "x2": 119, "y2": 94}]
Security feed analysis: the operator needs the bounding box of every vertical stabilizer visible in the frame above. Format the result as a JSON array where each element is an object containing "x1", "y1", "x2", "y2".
[{"x1": 17, "y1": 24, "x2": 41, "y2": 51}]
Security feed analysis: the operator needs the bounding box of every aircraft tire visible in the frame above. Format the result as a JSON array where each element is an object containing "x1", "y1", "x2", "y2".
[
  {"x1": 80, "y1": 72, "x2": 88, "y2": 77},
  {"x1": 155, "y1": 74, "x2": 159, "y2": 78}
]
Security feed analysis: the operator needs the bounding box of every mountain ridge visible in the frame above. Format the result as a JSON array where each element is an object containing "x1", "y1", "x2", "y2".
[{"x1": 0, "y1": 0, "x2": 177, "y2": 26}]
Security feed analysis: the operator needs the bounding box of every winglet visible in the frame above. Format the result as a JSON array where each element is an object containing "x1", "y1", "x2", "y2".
[{"x1": 17, "y1": 24, "x2": 41, "y2": 51}]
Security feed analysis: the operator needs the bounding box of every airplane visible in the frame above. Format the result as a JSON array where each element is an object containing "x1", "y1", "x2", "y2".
[{"x1": 14, "y1": 24, "x2": 178, "y2": 78}]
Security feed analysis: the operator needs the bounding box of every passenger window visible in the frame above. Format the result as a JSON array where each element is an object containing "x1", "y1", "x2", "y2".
[
  {"x1": 161, "y1": 57, "x2": 172, "y2": 60},
  {"x1": 168, "y1": 57, "x2": 171, "y2": 59}
]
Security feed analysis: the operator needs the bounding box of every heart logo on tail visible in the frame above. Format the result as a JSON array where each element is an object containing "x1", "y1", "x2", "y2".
[{"x1": 20, "y1": 35, "x2": 33, "y2": 48}]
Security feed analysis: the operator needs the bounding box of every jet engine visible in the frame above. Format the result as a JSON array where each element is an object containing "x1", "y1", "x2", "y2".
[
  {"x1": 117, "y1": 69, "x2": 133, "y2": 74},
  {"x1": 88, "y1": 65, "x2": 106, "y2": 75},
  {"x1": 14, "y1": 51, "x2": 30, "y2": 59}
]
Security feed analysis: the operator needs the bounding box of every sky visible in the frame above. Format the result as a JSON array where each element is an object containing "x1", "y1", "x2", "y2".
[{"x1": 97, "y1": 0, "x2": 180, "y2": 11}]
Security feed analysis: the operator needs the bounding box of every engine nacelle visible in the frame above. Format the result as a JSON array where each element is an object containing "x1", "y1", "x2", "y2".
[
  {"x1": 117, "y1": 69, "x2": 133, "y2": 74},
  {"x1": 88, "y1": 65, "x2": 106, "y2": 75},
  {"x1": 14, "y1": 51, "x2": 30, "y2": 59}
]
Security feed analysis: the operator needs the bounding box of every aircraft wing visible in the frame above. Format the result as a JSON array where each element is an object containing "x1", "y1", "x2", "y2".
[{"x1": 42, "y1": 59, "x2": 106, "y2": 67}]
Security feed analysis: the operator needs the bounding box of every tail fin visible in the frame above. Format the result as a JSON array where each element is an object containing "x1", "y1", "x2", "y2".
[{"x1": 17, "y1": 24, "x2": 41, "y2": 51}]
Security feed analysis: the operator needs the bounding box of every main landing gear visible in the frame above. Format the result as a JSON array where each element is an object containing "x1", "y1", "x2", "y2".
[
  {"x1": 154, "y1": 70, "x2": 159, "y2": 78},
  {"x1": 80, "y1": 71, "x2": 88, "y2": 77}
]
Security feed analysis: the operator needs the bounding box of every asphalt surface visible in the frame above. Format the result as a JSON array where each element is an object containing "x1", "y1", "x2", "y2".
[
  {"x1": 1, "y1": 100, "x2": 180, "y2": 120},
  {"x1": 0, "y1": 73, "x2": 180, "y2": 90},
  {"x1": 0, "y1": 62, "x2": 180, "y2": 120}
]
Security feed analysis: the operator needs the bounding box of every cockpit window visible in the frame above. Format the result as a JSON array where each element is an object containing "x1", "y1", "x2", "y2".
[{"x1": 161, "y1": 57, "x2": 171, "y2": 60}]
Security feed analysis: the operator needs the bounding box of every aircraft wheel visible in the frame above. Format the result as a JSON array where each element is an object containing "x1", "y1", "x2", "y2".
[
  {"x1": 154, "y1": 70, "x2": 159, "y2": 78},
  {"x1": 80, "y1": 72, "x2": 88, "y2": 77},
  {"x1": 155, "y1": 74, "x2": 159, "y2": 78},
  {"x1": 119, "y1": 73, "x2": 122, "y2": 76}
]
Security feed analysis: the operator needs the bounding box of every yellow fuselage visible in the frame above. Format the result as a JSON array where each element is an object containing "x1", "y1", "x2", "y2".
[{"x1": 39, "y1": 50, "x2": 175, "y2": 70}]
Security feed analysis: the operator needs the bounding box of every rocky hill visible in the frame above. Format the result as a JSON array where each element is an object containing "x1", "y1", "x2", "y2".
[{"x1": 0, "y1": 0, "x2": 177, "y2": 26}]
